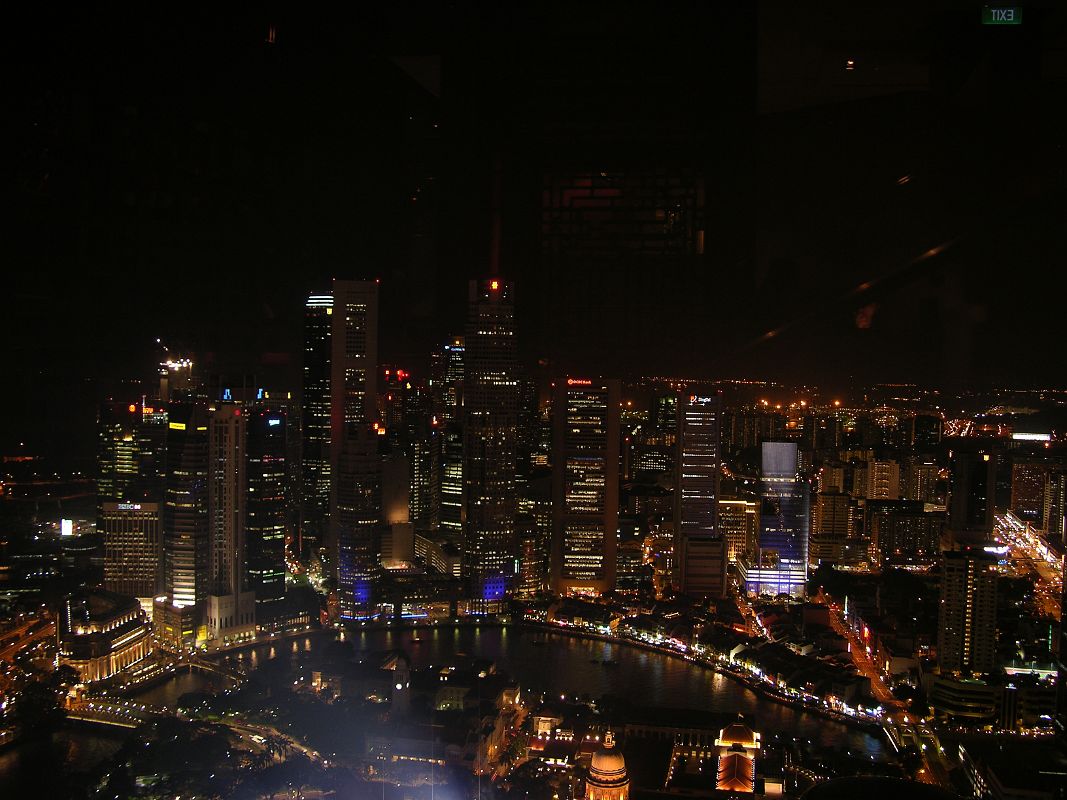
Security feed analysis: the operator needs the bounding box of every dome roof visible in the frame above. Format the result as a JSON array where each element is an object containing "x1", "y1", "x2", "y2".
[
  {"x1": 588, "y1": 733, "x2": 628, "y2": 788},
  {"x1": 590, "y1": 748, "x2": 627, "y2": 777}
]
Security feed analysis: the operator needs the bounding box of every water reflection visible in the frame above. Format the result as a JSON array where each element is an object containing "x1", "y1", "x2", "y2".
[{"x1": 136, "y1": 625, "x2": 886, "y2": 757}]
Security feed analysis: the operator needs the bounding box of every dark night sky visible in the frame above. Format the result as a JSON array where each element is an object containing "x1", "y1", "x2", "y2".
[{"x1": 7, "y1": 3, "x2": 1067, "y2": 466}]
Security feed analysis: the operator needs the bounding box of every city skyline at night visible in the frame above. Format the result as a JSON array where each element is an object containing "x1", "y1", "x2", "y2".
[{"x1": 5, "y1": 4, "x2": 1067, "y2": 799}]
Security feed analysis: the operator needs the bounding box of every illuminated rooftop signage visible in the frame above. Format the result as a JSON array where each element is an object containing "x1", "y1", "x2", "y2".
[{"x1": 567, "y1": 378, "x2": 592, "y2": 386}]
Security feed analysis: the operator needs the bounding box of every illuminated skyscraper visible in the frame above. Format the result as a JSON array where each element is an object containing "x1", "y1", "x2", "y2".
[
  {"x1": 300, "y1": 294, "x2": 333, "y2": 552},
  {"x1": 96, "y1": 401, "x2": 141, "y2": 525},
  {"x1": 938, "y1": 549, "x2": 998, "y2": 675},
  {"x1": 329, "y1": 279, "x2": 379, "y2": 435},
  {"x1": 718, "y1": 498, "x2": 758, "y2": 564},
  {"x1": 463, "y1": 278, "x2": 519, "y2": 602},
  {"x1": 206, "y1": 404, "x2": 256, "y2": 642},
  {"x1": 550, "y1": 377, "x2": 620, "y2": 595},
  {"x1": 102, "y1": 501, "x2": 161, "y2": 601},
  {"x1": 674, "y1": 393, "x2": 726, "y2": 599},
  {"x1": 432, "y1": 336, "x2": 465, "y2": 425},
  {"x1": 739, "y1": 442, "x2": 809, "y2": 598},
  {"x1": 163, "y1": 401, "x2": 210, "y2": 614},
  {"x1": 335, "y1": 424, "x2": 381, "y2": 618},
  {"x1": 325, "y1": 279, "x2": 382, "y2": 613},
  {"x1": 246, "y1": 408, "x2": 288, "y2": 615},
  {"x1": 948, "y1": 445, "x2": 997, "y2": 543},
  {"x1": 440, "y1": 425, "x2": 464, "y2": 536}
]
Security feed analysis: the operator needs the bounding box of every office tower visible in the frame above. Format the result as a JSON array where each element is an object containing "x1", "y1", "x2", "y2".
[
  {"x1": 135, "y1": 403, "x2": 168, "y2": 501},
  {"x1": 515, "y1": 513, "x2": 547, "y2": 598},
  {"x1": 912, "y1": 414, "x2": 943, "y2": 451},
  {"x1": 246, "y1": 408, "x2": 287, "y2": 616},
  {"x1": 97, "y1": 401, "x2": 141, "y2": 524},
  {"x1": 904, "y1": 456, "x2": 939, "y2": 504},
  {"x1": 431, "y1": 336, "x2": 465, "y2": 424},
  {"x1": 462, "y1": 278, "x2": 519, "y2": 602},
  {"x1": 550, "y1": 377, "x2": 620, "y2": 595},
  {"x1": 327, "y1": 279, "x2": 381, "y2": 611},
  {"x1": 301, "y1": 294, "x2": 333, "y2": 552},
  {"x1": 439, "y1": 425, "x2": 464, "y2": 536},
  {"x1": 334, "y1": 424, "x2": 381, "y2": 618},
  {"x1": 818, "y1": 463, "x2": 847, "y2": 495},
  {"x1": 813, "y1": 491, "x2": 851, "y2": 537},
  {"x1": 1011, "y1": 460, "x2": 1047, "y2": 529},
  {"x1": 1045, "y1": 469, "x2": 1066, "y2": 542},
  {"x1": 673, "y1": 393, "x2": 726, "y2": 598},
  {"x1": 865, "y1": 460, "x2": 900, "y2": 500},
  {"x1": 653, "y1": 393, "x2": 680, "y2": 441},
  {"x1": 739, "y1": 442, "x2": 809, "y2": 598},
  {"x1": 206, "y1": 404, "x2": 256, "y2": 642},
  {"x1": 330, "y1": 279, "x2": 379, "y2": 433},
  {"x1": 871, "y1": 500, "x2": 944, "y2": 567},
  {"x1": 102, "y1": 501, "x2": 161, "y2": 601},
  {"x1": 948, "y1": 445, "x2": 997, "y2": 543},
  {"x1": 162, "y1": 401, "x2": 210, "y2": 615},
  {"x1": 938, "y1": 549, "x2": 998, "y2": 675},
  {"x1": 409, "y1": 422, "x2": 440, "y2": 530},
  {"x1": 718, "y1": 498, "x2": 758, "y2": 564}
]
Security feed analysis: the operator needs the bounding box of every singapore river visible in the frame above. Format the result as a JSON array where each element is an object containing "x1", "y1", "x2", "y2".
[{"x1": 138, "y1": 625, "x2": 888, "y2": 759}]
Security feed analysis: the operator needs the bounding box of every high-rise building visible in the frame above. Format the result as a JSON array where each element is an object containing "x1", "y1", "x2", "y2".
[
  {"x1": 330, "y1": 280, "x2": 380, "y2": 433},
  {"x1": 431, "y1": 336, "x2": 465, "y2": 425},
  {"x1": 246, "y1": 408, "x2": 288, "y2": 616},
  {"x1": 102, "y1": 501, "x2": 161, "y2": 601},
  {"x1": 206, "y1": 404, "x2": 256, "y2": 643},
  {"x1": 865, "y1": 460, "x2": 900, "y2": 500},
  {"x1": 439, "y1": 425, "x2": 464, "y2": 536},
  {"x1": 97, "y1": 401, "x2": 141, "y2": 523},
  {"x1": 718, "y1": 498, "x2": 758, "y2": 564},
  {"x1": 462, "y1": 278, "x2": 519, "y2": 602},
  {"x1": 813, "y1": 491, "x2": 851, "y2": 537},
  {"x1": 327, "y1": 279, "x2": 382, "y2": 613},
  {"x1": 912, "y1": 414, "x2": 943, "y2": 451},
  {"x1": 948, "y1": 445, "x2": 997, "y2": 543},
  {"x1": 162, "y1": 401, "x2": 210, "y2": 617},
  {"x1": 409, "y1": 424, "x2": 440, "y2": 530},
  {"x1": 938, "y1": 549, "x2": 998, "y2": 675},
  {"x1": 334, "y1": 424, "x2": 381, "y2": 618},
  {"x1": 1011, "y1": 460, "x2": 1047, "y2": 529},
  {"x1": 739, "y1": 442, "x2": 809, "y2": 598},
  {"x1": 674, "y1": 393, "x2": 726, "y2": 599},
  {"x1": 870, "y1": 500, "x2": 944, "y2": 567},
  {"x1": 904, "y1": 456, "x2": 939, "y2": 504},
  {"x1": 1045, "y1": 468, "x2": 1066, "y2": 542},
  {"x1": 550, "y1": 378, "x2": 620, "y2": 595},
  {"x1": 300, "y1": 294, "x2": 333, "y2": 552}
]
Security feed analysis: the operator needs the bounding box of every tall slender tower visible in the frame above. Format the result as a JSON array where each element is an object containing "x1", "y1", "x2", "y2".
[
  {"x1": 328, "y1": 279, "x2": 381, "y2": 616},
  {"x1": 740, "y1": 442, "x2": 809, "y2": 598},
  {"x1": 206, "y1": 404, "x2": 256, "y2": 642},
  {"x1": 938, "y1": 549, "x2": 998, "y2": 675},
  {"x1": 163, "y1": 401, "x2": 210, "y2": 614},
  {"x1": 551, "y1": 377, "x2": 620, "y2": 595},
  {"x1": 674, "y1": 392, "x2": 727, "y2": 599},
  {"x1": 246, "y1": 408, "x2": 288, "y2": 616},
  {"x1": 300, "y1": 294, "x2": 333, "y2": 553},
  {"x1": 463, "y1": 278, "x2": 519, "y2": 603}
]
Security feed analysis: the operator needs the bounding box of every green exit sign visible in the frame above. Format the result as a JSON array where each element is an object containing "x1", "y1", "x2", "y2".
[{"x1": 983, "y1": 6, "x2": 1022, "y2": 25}]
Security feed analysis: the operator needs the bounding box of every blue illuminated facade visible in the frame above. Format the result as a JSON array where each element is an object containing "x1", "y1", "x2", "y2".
[{"x1": 741, "y1": 441, "x2": 809, "y2": 598}]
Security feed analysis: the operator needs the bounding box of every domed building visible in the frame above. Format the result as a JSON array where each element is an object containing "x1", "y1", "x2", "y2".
[{"x1": 585, "y1": 730, "x2": 629, "y2": 800}]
